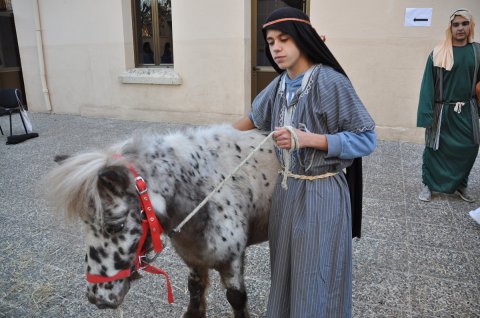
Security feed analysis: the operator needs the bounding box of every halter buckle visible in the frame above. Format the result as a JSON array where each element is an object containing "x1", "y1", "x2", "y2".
[
  {"x1": 138, "y1": 254, "x2": 152, "y2": 270},
  {"x1": 138, "y1": 248, "x2": 160, "y2": 268},
  {"x1": 135, "y1": 176, "x2": 148, "y2": 194}
]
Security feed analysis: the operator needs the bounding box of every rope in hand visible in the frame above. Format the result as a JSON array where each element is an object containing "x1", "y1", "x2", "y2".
[
  {"x1": 280, "y1": 126, "x2": 299, "y2": 189},
  {"x1": 279, "y1": 126, "x2": 337, "y2": 189},
  {"x1": 169, "y1": 126, "x2": 336, "y2": 236}
]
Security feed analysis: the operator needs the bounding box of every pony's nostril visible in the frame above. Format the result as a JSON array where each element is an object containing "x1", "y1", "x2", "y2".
[
  {"x1": 96, "y1": 301, "x2": 119, "y2": 310},
  {"x1": 87, "y1": 294, "x2": 97, "y2": 305},
  {"x1": 96, "y1": 303, "x2": 108, "y2": 309}
]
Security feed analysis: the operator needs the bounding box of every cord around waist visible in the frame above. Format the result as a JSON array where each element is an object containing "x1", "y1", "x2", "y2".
[
  {"x1": 434, "y1": 100, "x2": 471, "y2": 105},
  {"x1": 279, "y1": 169, "x2": 338, "y2": 181},
  {"x1": 434, "y1": 101, "x2": 469, "y2": 114}
]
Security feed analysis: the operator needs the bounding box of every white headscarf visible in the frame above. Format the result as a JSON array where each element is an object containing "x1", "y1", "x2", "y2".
[{"x1": 433, "y1": 8, "x2": 475, "y2": 71}]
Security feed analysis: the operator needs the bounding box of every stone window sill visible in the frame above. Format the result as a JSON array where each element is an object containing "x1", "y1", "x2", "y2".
[{"x1": 118, "y1": 67, "x2": 182, "y2": 85}]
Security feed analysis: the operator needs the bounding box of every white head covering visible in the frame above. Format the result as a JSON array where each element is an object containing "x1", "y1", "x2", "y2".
[{"x1": 433, "y1": 8, "x2": 475, "y2": 71}]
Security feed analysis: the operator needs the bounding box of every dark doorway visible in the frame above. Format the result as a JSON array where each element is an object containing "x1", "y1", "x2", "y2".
[
  {"x1": 0, "y1": 1, "x2": 27, "y2": 107},
  {"x1": 251, "y1": 0, "x2": 308, "y2": 102}
]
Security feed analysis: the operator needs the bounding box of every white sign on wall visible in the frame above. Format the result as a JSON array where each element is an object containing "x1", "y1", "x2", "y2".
[{"x1": 405, "y1": 8, "x2": 433, "y2": 27}]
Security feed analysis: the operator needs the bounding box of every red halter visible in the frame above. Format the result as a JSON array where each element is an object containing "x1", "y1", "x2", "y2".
[{"x1": 85, "y1": 155, "x2": 173, "y2": 304}]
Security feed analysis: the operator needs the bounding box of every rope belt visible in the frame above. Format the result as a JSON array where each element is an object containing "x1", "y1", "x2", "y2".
[
  {"x1": 279, "y1": 170, "x2": 338, "y2": 181},
  {"x1": 435, "y1": 101, "x2": 467, "y2": 114},
  {"x1": 453, "y1": 102, "x2": 466, "y2": 114}
]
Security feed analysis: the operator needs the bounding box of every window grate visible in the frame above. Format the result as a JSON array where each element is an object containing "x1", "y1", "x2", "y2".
[{"x1": 133, "y1": 0, "x2": 173, "y2": 67}]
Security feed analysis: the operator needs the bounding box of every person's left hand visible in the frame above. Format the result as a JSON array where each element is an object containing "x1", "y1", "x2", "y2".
[{"x1": 273, "y1": 127, "x2": 306, "y2": 150}]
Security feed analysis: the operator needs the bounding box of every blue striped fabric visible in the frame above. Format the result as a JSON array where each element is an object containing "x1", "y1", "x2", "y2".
[{"x1": 249, "y1": 64, "x2": 375, "y2": 317}]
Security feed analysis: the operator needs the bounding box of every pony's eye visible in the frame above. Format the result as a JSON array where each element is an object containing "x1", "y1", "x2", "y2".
[{"x1": 105, "y1": 223, "x2": 125, "y2": 234}]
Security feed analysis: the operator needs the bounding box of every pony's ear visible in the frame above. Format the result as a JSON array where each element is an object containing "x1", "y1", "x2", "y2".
[
  {"x1": 54, "y1": 154, "x2": 70, "y2": 164},
  {"x1": 148, "y1": 191, "x2": 171, "y2": 231},
  {"x1": 149, "y1": 192, "x2": 167, "y2": 216},
  {"x1": 98, "y1": 166, "x2": 131, "y2": 194}
]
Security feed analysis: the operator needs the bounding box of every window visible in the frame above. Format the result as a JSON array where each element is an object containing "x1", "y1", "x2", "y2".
[{"x1": 132, "y1": 0, "x2": 173, "y2": 67}]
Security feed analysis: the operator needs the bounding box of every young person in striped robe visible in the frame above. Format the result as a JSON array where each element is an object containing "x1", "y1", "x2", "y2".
[{"x1": 234, "y1": 7, "x2": 376, "y2": 317}]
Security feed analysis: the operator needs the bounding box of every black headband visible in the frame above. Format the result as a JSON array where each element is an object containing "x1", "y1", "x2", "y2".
[{"x1": 450, "y1": 8, "x2": 469, "y2": 19}]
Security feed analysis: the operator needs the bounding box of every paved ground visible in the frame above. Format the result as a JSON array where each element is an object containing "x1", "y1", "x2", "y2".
[{"x1": 0, "y1": 112, "x2": 479, "y2": 318}]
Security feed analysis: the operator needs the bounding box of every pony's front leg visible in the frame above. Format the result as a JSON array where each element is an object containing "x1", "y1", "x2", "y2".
[
  {"x1": 218, "y1": 255, "x2": 250, "y2": 318},
  {"x1": 183, "y1": 267, "x2": 209, "y2": 318}
]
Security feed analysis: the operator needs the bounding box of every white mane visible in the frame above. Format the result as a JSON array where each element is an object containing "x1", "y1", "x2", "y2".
[{"x1": 42, "y1": 143, "x2": 124, "y2": 221}]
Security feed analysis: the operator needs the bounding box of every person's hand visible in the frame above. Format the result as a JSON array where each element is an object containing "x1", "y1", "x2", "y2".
[
  {"x1": 273, "y1": 127, "x2": 328, "y2": 151},
  {"x1": 273, "y1": 127, "x2": 293, "y2": 149},
  {"x1": 320, "y1": 35, "x2": 326, "y2": 42},
  {"x1": 273, "y1": 127, "x2": 307, "y2": 150}
]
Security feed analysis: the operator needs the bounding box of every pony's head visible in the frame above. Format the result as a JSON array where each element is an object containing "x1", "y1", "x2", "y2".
[{"x1": 43, "y1": 150, "x2": 168, "y2": 309}]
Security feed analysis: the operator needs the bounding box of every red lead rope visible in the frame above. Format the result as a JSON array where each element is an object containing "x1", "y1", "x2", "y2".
[
  {"x1": 86, "y1": 155, "x2": 173, "y2": 303},
  {"x1": 134, "y1": 220, "x2": 174, "y2": 304}
]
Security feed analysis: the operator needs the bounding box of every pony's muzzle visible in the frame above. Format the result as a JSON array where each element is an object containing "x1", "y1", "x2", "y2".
[
  {"x1": 87, "y1": 293, "x2": 120, "y2": 309},
  {"x1": 86, "y1": 280, "x2": 130, "y2": 310}
]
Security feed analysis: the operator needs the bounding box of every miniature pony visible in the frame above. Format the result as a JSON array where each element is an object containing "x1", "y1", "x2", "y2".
[{"x1": 43, "y1": 125, "x2": 279, "y2": 318}]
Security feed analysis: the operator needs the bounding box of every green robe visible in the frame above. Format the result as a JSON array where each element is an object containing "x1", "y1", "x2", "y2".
[{"x1": 417, "y1": 43, "x2": 480, "y2": 193}]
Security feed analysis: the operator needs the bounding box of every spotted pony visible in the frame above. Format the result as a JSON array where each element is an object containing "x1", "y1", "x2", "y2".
[{"x1": 43, "y1": 124, "x2": 279, "y2": 318}]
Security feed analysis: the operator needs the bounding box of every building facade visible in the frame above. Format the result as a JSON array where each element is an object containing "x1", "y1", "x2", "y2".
[{"x1": 8, "y1": 0, "x2": 480, "y2": 142}]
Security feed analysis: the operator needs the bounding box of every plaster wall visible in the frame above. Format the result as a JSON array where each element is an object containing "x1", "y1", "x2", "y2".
[
  {"x1": 311, "y1": 0, "x2": 480, "y2": 143},
  {"x1": 11, "y1": 0, "x2": 480, "y2": 142},
  {"x1": 12, "y1": 0, "x2": 250, "y2": 125}
]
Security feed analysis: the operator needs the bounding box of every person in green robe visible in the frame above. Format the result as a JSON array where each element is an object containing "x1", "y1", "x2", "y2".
[{"x1": 417, "y1": 8, "x2": 480, "y2": 202}]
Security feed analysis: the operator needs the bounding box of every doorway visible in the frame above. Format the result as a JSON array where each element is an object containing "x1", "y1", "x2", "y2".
[
  {"x1": 0, "y1": 1, "x2": 27, "y2": 106},
  {"x1": 251, "y1": 0, "x2": 309, "y2": 101}
]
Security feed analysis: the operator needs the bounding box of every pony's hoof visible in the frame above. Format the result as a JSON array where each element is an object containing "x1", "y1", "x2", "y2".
[
  {"x1": 182, "y1": 311, "x2": 205, "y2": 318},
  {"x1": 234, "y1": 311, "x2": 250, "y2": 318}
]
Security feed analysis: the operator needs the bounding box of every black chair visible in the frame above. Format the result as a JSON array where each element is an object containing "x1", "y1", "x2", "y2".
[{"x1": 0, "y1": 88, "x2": 29, "y2": 136}]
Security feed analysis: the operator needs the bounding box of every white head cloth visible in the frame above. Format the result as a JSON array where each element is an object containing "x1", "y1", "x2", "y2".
[{"x1": 433, "y1": 8, "x2": 475, "y2": 71}]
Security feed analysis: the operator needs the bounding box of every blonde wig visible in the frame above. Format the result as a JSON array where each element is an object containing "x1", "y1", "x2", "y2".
[{"x1": 433, "y1": 8, "x2": 475, "y2": 71}]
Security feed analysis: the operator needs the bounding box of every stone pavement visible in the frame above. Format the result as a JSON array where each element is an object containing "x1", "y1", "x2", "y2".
[{"x1": 0, "y1": 113, "x2": 478, "y2": 318}]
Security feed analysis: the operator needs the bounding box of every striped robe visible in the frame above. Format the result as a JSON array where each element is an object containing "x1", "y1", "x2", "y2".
[{"x1": 249, "y1": 64, "x2": 375, "y2": 317}]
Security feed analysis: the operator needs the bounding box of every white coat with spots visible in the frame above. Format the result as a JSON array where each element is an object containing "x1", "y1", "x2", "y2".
[{"x1": 43, "y1": 124, "x2": 279, "y2": 318}]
